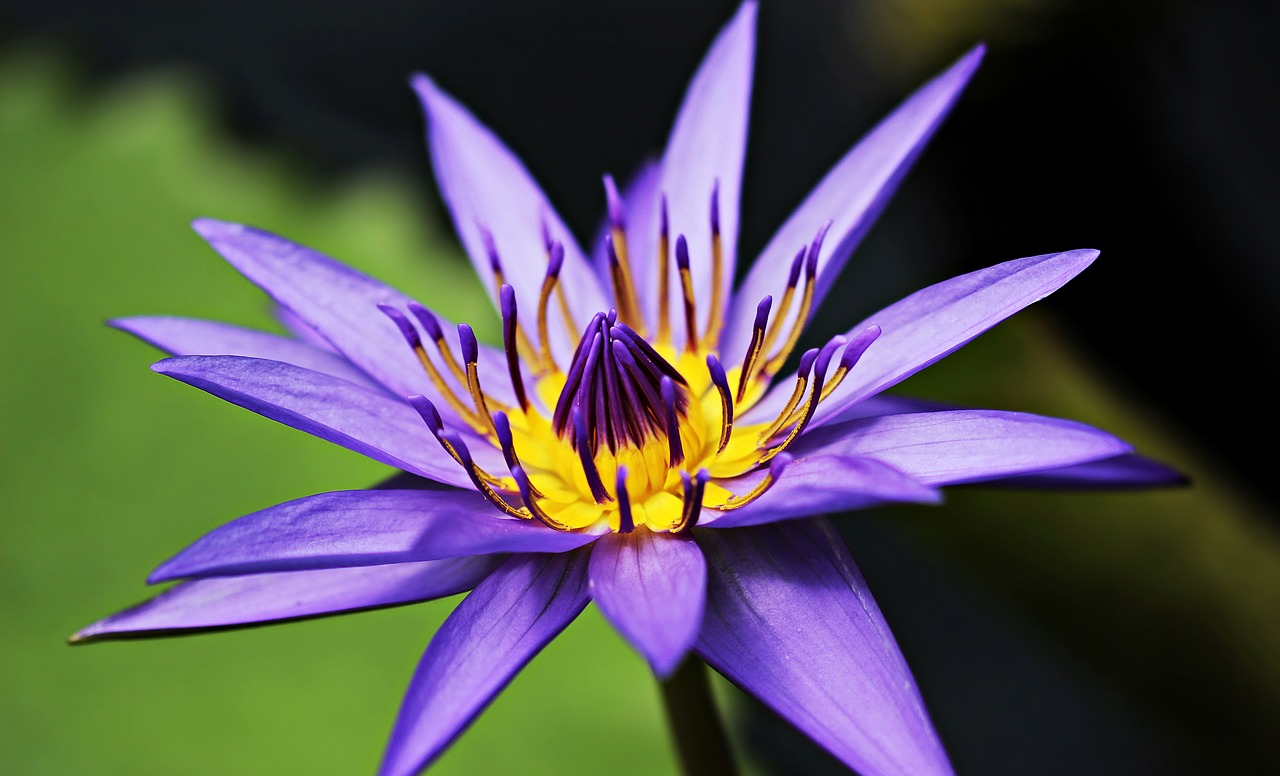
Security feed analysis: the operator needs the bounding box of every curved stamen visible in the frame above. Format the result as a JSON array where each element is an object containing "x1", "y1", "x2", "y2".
[
  {"x1": 756, "y1": 247, "x2": 806, "y2": 376},
  {"x1": 660, "y1": 376, "x2": 684, "y2": 466},
  {"x1": 573, "y1": 407, "x2": 612, "y2": 504},
  {"x1": 380, "y1": 304, "x2": 486, "y2": 432},
  {"x1": 706, "y1": 354, "x2": 733, "y2": 454},
  {"x1": 439, "y1": 428, "x2": 527, "y2": 519},
  {"x1": 406, "y1": 302, "x2": 468, "y2": 387},
  {"x1": 604, "y1": 176, "x2": 643, "y2": 331},
  {"x1": 736, "y1": 295, "x2": 772, "y2": 403},
  {"x1": 480, "y1": 225, "x2": 537, "y2": 363},
  {"x1": 656, "y1": 195, "x2": 672, "y2": 345},
  {"x1": 702, "y1": 181, "x2": 726, "y2": 349},
  {"x1": 493, "y1": 410, "x2": 545, "y2": 499},
  {"x1": 763, "y1": 221, "x2": 830, "y2": 377},
  {"x1": 535, "y1": 241, "x2": 566, "y2": 374},
  {"x1": 458, "y1": 323, "x2": 497, "y2": 436},
  {"x1": 615, "y1": 466, "x2": 635, "y2": 534},
  {"x1": 757, "y1": 348, "x2": 819, "y2": 444},
  {"x1": 712, "y1": 453, "x2": 792, "y2": 511},
  {"x1": 759, "y1": 337, "x2": 842, "y2": 463},
  {"x1": 407, "y1": 395, "x2": 505, "y2": 488},
  {"x1": 499, "y1": 285, "x2": 530, "y2": 412},
  {"x1": 675, "y1": 235, "x2": 699, "y2": 353},
  {"x1": 818, "y1": 324, "x2": 882, "y2": 403},
  {"x1": 674, "y1": 469, "x2": 710, "y2": 532},
  {"x1": 512, "y1": 465, "x2": 572, "y2": 530},
  {"x1": 775, "y1": 335, "x2": 846, "y2": 430}
]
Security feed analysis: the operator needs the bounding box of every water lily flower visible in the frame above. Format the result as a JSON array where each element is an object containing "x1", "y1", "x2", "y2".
[{"x1": 73, "y1": 3, "x2": 1181, "y2": 775}]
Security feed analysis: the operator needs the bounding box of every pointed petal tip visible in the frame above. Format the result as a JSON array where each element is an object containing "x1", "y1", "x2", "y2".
[{"x1": 190, "y1": 217, "x2": 240, "y2": 242}]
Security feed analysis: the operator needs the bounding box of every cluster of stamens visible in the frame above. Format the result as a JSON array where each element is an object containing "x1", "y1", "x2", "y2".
[{"x1": 379, "y1": 179, "x2": 880, "y2": 533}]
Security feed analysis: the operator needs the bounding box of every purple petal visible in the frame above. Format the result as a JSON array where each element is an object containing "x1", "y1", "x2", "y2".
[
  {"x1": 190, "y1": 219, "x2": 513, "y2": 414},
  {"x1": 274, "y1": 303, "x2": 336, "y2": 351},
  {"x1": 792, "y1": 409, "x2": 1133, "y2": 486},
  {"x1": 588, "y1": 531, "x2": 707, "y2": 678},
  {"x1": 746, "y1": 249, "x2": 1100, "y2": 427},
  {"x1": 112, "y1": 316, "x2": 381, "y2": 391},
  {"x1": 651, "y1": 1, "x2": 756, "y2": 350},
  {"x1": 701, "y1": 455, "x2": 939, "y2": 529},
  {"x1": 723, "y1": 45, "x2": 984, "y2": 359},
  {"x1": 985, "y1": 453, "x2": 1188, "y2": 489},
  {"x1": 69, "y1": 557, "x2": 496, "y2": 643},
  {"x1": 379, "y1": 550, "x2": 591, "y2": 776},
  {"x1": 150, "y1": 489, "x2": 600, "y2": 583},
  {"x1": 153, "y1": 355, "x2": 502, "y2": 488},
  {"x1": 696, "y1": 518, "x2": 954, "y2": 776},
  {"x1": 412, "y1": 76, "x2": 607, "y2": 364}
]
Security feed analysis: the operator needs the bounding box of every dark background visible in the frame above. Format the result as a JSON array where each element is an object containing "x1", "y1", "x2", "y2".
[{"x1": 3, "y1": 0, "x2": 1276, "y2": 773}]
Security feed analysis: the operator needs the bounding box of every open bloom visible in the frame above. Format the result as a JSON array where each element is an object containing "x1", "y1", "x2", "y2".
[{"x1": 74, "y1": 4, "x2": 1180, "y2": 775}]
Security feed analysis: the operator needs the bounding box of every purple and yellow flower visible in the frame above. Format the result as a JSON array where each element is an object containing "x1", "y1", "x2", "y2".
[{"x1": 74, "y1": 4, "x2": 1180, "y2": 775}]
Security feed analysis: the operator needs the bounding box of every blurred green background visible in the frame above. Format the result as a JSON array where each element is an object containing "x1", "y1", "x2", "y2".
[{"x1": 3, "y1": 1, "x2": 1279, "y2": 774}]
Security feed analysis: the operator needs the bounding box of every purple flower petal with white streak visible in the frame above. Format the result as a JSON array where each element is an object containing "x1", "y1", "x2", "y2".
[
  {"x1": 113, "y1": 315, "x2": 382, "y2": 392},
  {"x1": 696, "y1": 518, "x2": 954, "y2": 776},
  {"x1": 412, "y1": 75, "x2": 606, "y2": 363},
  {"x1": 588, "y1": 530, "x2": 706, "y2": 678},
  {"x1": 792, "y1": 409, "x2": 1132, "y2": 486},
  {"x1": 986, "y1": 453, "x2": 1188, "y2": 489},
  {"x1": 379, "y1": 550, "x2": 591, "y2": 776},
  {"x1": 153, "y1": 355, "x2": 504, "y2": 488},
  {"x1": 702, "y1": 455, "x2": 940, "y2": 530},
  {"x1": 191, "y1": 219, "x2": 513, "y2": 411},
  {"x1": 722, "y1": 45, "x2": 984, "y2": 359},
  {"x1": 744, "y1": 249, "x2": 1100, "y2": 427},
  {"x1": 274, "y1": 303, "x2": 336, "y2": 351},
  {"x1": 150, "y1": 489, "x2": 600, "y2": 583},
  {"x1": 646, "y1": 0, "x2": 755, "y2": 347},
  {"x1": 69, "y1": 556, "x2": 497, "y2": 643}
]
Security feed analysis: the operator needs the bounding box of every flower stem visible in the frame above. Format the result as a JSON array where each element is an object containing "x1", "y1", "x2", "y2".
[{"x1": 659, "y1": 656, "x2": 738, "y2": 776}]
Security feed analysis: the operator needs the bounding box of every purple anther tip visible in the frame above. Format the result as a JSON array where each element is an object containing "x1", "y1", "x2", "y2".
[
  {"x1": 798, "y1": 348, "x2": 819, "y2": 377},
  {"x1": 539, "y1": 217, "x2": 553, "y2": 252},
  {"x1": 806, "y1": 221, "x2": 832, "y2": 274},
  {"x1": 680, "y1": 469, "x2": 693, "y2": 491},
  {"x1": 606, "y1": 308, "x2": 618, "y2": 326},
  {"x1": 406, "y1": 394, "x2": 443, "y2": 433},
  {"x1": 709, "y1": 180, "x2": 721, "y2": 234},
  {"x1": 706, "y1": 354, "x2": 729, "y2": 389},
  {"x1": 493, "y1": 410, "x2": 513, "y2": 448},
  {"x1": 696, "y1": 468, "x2": 710, "y2": 486},
  {"x1": 659, "y1": 194, "x2": 670, "y2": 236},
  {"x1": 439, "y1": 429, "x2": 473, "y2": 467},
  {"x1": 754, "y1": 296, "x2": 773, "y2": 330},
  {"x1": 603, "y1": 174, "x2": 626, "y2": 230},
  {"x1": 615, "y1": 466, "x2": 634, "y2": 533},
  {"x1": 840, "y1": 325, "x2": 882, "y2": 369},
  {"x1": 377, "y1": 303, "x2": 421, "y2": 347},
  {"x1": 787, "y1": 247, "x2": 806, "y2": 287},
  {"x1": 661, "y1": 375, "x2": 676, "y2": 405},
  {"x1": 407, "y1": 302, "x2": 444, "y2": 341},
  {"x1": 546, "y1": 241, "x2": 565, "y2": 278},
  {"x1": 605, "y1": 232, "x2": 620, "y2": 266},
  {"x1": 611, "y1": 339, "x2": 635, "y2": 367},
  {"x1": 675, "y1": 235, "x2": 690, "y2": 269},
  {"x1": 479, "y1": 225, "x2": 503, "y2": 273},
  {"x1": 815, "y1": 336, "x2": 847, "y2": 378},
  {"x1": 457, "y1": 323, "x2": 479, "y2": 364},
  {"x1": 500, "y1": 284, "x2": 518, "y2": 320}
]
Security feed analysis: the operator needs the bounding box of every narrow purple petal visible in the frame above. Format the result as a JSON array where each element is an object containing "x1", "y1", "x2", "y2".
[
  {"x1": 743, "y1": 249, "x2": 1100, "y2": 427},
  {"x1": 153, "y1": 355, "x2": 502, "y2": 488},
  {"x1": 702, "y1": 455, "x2": 939, "y2": 529},
  {"x1": 150, "y1": 489, "x2": 600, "y2": 583},
  {"x1": 723, "y1": 45, "x2": 984, "y2": 359},
  {"x1": 379, "y1": 550, "x2": 591, "y2": 776},
  {"x1": 411, "y1": 75, "x2": 607, "y2": 364},
  {"x1": 112, "y1": 316, "x2": 381, "y2": 392},
  {"x1": 69, "y1": 557, "x2": 496, "y2": 643},
  {"x1": 189, "y1": 219, "x2": 513, "y2": 413},
  {"x1": 791, "y1": 409, "x2": 1132, "y2": 486},
  {"x1": 652, "y1": 1, "x2": 756, "y2": 350},
  {"x1": 588, "y1": 531, "x2": 707, "y2": 678},
  {"x1": 986, "y1": 453, "x2": 1189, "y2": 489},
  {"x1": 695, "y1": 518, "x2": 954, "y2": 776}
]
